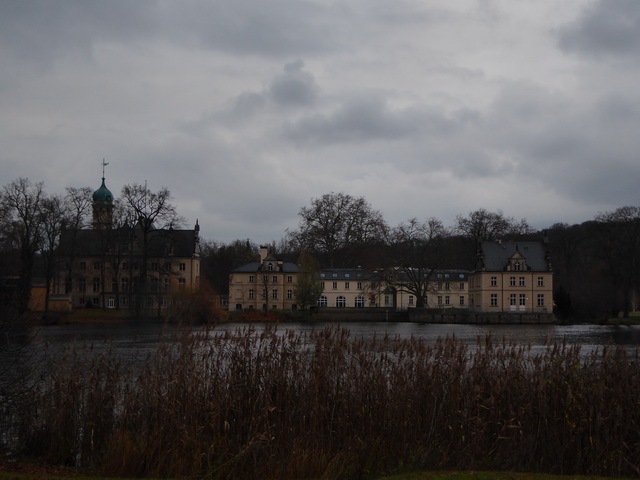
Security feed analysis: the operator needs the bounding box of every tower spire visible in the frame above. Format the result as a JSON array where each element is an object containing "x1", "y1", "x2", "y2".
[{"x1": 102, "y1": 158, "x2": 109, "y2": 180}]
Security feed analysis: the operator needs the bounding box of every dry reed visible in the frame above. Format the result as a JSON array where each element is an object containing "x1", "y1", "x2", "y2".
[{"x1": 4, "y1": 325, "x2": 640, "y2": 479}]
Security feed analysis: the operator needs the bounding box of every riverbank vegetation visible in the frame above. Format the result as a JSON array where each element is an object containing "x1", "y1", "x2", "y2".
[{"x1": 2, "y1": 326, "x2": 639, "y2": 479}]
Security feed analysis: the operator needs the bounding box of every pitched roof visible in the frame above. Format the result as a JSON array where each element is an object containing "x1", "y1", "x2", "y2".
[
  {"x1": 232, "y1": 261, "x2": 301, "y2": 273},
  {"x1": 478, "y1": 241, "x2": 550, "y2": 272},
  {"x1": 58, "y1": 227, "x2": 199, "y2": 258}
]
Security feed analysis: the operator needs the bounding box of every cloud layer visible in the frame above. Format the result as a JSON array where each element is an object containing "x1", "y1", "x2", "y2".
[{"x1": 1, "y1": 0, "x2": 639, "y2": 243}]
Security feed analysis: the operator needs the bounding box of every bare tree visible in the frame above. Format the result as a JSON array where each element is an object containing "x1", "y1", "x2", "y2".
[
  {"x1": 39, "y1": 194, "x2": 71, "y2": 313},
  {"x1": 386, "y1": 217, "x2": 449, "y2": 309},
  {"x1": 294, "y1": 251, "x2": 323, "y2": 311},
  {"x1": 287, "y1": 192, "x2": 388, "y2": 268},
  {"x1": 455, "y1": 208, "x2": 531, "y2": 242},
  {"x1": 119, "y1": 183, "x2": 181, "y2": 317},
  {"x1": 61, "y1": 187, "x2": 92, "y2": 294},
  {"x1": 0, "y1": 178, "x2": 45, "y2": 313}
]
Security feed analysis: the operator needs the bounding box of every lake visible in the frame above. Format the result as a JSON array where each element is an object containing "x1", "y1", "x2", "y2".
[{"x1": 32, "y1": 321, "x2": 640, "y2": 362}]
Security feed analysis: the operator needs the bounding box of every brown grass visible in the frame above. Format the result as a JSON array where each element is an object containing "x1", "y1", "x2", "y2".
[{"x1": 4, "y1": 326, "x2": 640, "y2": 479}]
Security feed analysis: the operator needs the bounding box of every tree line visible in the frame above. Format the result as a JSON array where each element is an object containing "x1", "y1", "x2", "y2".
[{"x1": 1, "y1": 178, "x2": 639, "y2": 321}]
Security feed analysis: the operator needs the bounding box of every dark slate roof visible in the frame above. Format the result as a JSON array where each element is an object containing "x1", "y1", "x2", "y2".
[
  {"x1": 58, "y1": 227, "x2": 198, "y2": 258},
  {"x1": 318, "y1": 268, "x2": 376, "y2": 280},
  {"x1": 479, "y1": 241, "x2": 550, "y2": 272},
  {"x1": 232, "y1": 261, "x2": 301, "y2": 273}
]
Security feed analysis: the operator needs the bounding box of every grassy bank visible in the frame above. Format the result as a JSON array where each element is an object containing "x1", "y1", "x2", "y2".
[{"x1": 2, "y1": 326, "x2": 639, "y2": 479}]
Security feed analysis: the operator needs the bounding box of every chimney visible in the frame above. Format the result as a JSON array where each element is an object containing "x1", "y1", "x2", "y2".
[{"x1": 260, "y1": 246, "x2": 269, "y2": 263}]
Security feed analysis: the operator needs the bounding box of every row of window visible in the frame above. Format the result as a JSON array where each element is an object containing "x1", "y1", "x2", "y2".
[
  {"x1": 78, "y1": 296, "x2": 177, "y2": 308},
  {"x1": 489, "y1": 276, "x2": 545, "y2": 287},
  {"x1": 248, "y1": 275, "x2": 295, "y2": 283},
  {"x1": 74, "y1": 277, "x2": 187, "y2": 293},
  {"x1": 78, "y1": 261, "x2": 188, "y2": 271},
  {"x1": 321, "y1": 281, "x2": 365, "y2": 290},
  {"x1": 247, "y1": 289, "x2": 295, "y2": 300},
  {"x1": 317, "y1": 295, "x2": 366, "y2": 308},
  {"x1": 489, "y1": 293, "x2": 546, "y2": 307}
]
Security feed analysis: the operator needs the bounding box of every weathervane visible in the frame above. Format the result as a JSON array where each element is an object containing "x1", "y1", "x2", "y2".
[{"x1": 102, "y1": 158, "x2": 109, "y2": 179}]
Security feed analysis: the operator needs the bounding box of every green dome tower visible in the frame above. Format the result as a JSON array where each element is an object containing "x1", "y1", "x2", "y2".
[{"x1": 92, "y1": 161, "x2": 114, "y2": 229}]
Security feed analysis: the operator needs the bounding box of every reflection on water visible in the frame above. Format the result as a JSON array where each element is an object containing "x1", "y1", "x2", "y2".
[{"x1": 33, "y1": 321, "x2": 640, "y2": 361}]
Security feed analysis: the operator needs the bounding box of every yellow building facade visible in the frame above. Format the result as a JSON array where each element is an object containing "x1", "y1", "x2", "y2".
[{"x1": 469, "y1": 241, "x2": 553, "y2": 313}]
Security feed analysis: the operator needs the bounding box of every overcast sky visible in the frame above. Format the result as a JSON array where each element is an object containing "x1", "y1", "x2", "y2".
[{"x1": 2, "y1": 0, "x2": 639, "y2": 243}]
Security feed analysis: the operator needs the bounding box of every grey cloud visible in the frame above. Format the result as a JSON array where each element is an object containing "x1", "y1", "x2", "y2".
[
  {"x1": 283, "y1": 95, "x2": 456, "y2": 145},
  {"x1": 268, "y1": 60, "x2": 319, "y2": 108},
  {"x1": 558, "y1": 0, "x2": 640, "y2": 58}
]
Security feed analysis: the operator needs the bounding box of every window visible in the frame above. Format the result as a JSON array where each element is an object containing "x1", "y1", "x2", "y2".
[
  {"x1": 321, "y1": 281, "x2": 325, "y2": 289},
  {"x1": 490, "y1": 294, "x2": 498, "y2": 307},
  {"x1": 384, "y1": 295, "x2": 391, "y2": 306},
  {"x1": 409, "y1": 296, "x2": 414, "y2": 306},
  {"x1": 122, "y1": 262, "x2": 128, "y2": 270},
  {"x1": 121, "y1": 278, "x2": 129, "y2": 292},
  {"x1": 537, "y1": 294, "x2": 545, "y2": 306},
  {"x1": 287, "y1": 276, "x2": 293, "y2": 283},
  {"x1": 437, "y1": 282, "x2": 442, "y2": 290},
  {"x1": 345, "y1": 273, "x2": 350, "y2": 278},
  {"x1": 514, "y1": 262, "x2": 521, "y2": 271},
  {"x1": 459, "y1": 283, "x2": 465, "y2": 290},
  {"x1": 132, "y1": 263, "x2": 139, "y2": 271},
  {"x1": 336, "y1": 296, "x2": 346, "y2": 308},
  {"x1": 107, "y1": 298, "x2": 115, "y2": 309},
  {"x1": 78, "y1": 278, "x2": 86, "y2": 293},
  {"x1": 459, "y1": 296, "x2": 465, "y2": 306},
  {"x1": 272, "y1": 289, "x2": 278, "y2": 299},
  {"x1": 538, "y1": 276, "x2": 544, "y2": 287},
  {"x1": 263, "y1": 276, "x2": 269, "y2": 283},
  {"x1": 355, "y1": 295, "x2": 365, "y2": 308},
  {"x1": 249, "y1": 289, "x2": 255, "y2": 299},
  {"x1": 179, "y1": 263, "x2": 186, "y2": 271},
  {"x1": 287, "y1": 289, "x2": 293, "y2": 299},
  {"x1": 111, "y1": 279, "x2": 117, "y2": 291},
  {"x1": 332, "y1": 281, "x2": 338, "y2": 290},
  {"x1": 510, "y1": 276, "x2": 516, "y2": 286},
  {"x1": 272, "y1": 275, "x2": 278, "y2": 283},
  {"x1": 445, "y1": 296, "x2": 450, "y2": 305},
  {"x1": 345, "y1": 282, "x2": 350, "y2": 290},
  {"x1": 519, "y1": 294, "x2": 526, "y2": 306},
  {"x1": 249, "y1": 275, "x2": 255, "y2": 282},
  {"x1": 164, "y1": 262, "x2": 171, "y2": 271},
  {"x1": 519, "y1": 277, "x2": 525, "y2": 287},
  {"x1": 268, "y1": 263, "x2": 273, "y2": 271},
  {"x1": 490, "y1": 276, "x2": 497, "y2": 287},
  {"x1": 510, "y1": 294, "x2": 517, "y2": 306},
  {"x1": 92, "y1": 277, "x2": 100, "y2": 292},
  {"x1": 93, "y1": 262, "x2": 101, "y2": 270},
  {"x1": 164, "y1": 278, "x2": 170, "y2": 291},
  {"x1": 262, "y1": 289, "x2": 267, "y2": 299},
  {"x1": 178, "y1": 278, "x2": 186, "y2": 289},
  {"x1": 92, "y1": 297, "x2": 99, "y2": 306},
  {"x1": 151, "y1": 262, "x2": 159, "y2": 271},
  {"x1": 445, "y1": 282, "x2": 450, "y2": 290},
  {"x1": 437, "y1": 296, "x2": 442, "y2": 305},
  {"x1": 318, "y1": 295, "x2": 328, "y2": 307},
  {"x1": 357, "y1": 281, "x2": 363, "y2": 290}
]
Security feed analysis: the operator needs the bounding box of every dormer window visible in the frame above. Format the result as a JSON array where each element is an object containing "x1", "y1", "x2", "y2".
[
  {"x1": 268, "y1": 263, "x2": 273, "y2": 271},
  {"x1": 514, "y1": 262, "x2": 521, "y2": 271}
]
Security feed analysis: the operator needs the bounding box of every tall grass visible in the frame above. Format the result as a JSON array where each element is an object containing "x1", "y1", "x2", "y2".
[{"x1": 5, "y1": 326, "x2": 640, "y2": 479}]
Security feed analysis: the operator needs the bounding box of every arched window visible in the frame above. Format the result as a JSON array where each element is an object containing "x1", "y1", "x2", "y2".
[
  {"x1": 317, "y1": 295, "x2": 327, "y2": 307},
  {"x1": 336, "y1": 296, "x2": 346, "y2": 308}
]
